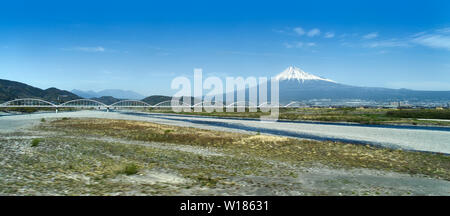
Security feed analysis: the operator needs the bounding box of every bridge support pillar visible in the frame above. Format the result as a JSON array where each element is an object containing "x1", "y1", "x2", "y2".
[{"x1": 55, "y1": 108, "x2": 58, "y2": 113}]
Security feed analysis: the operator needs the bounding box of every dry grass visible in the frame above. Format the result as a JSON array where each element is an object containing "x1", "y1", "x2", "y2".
[
  {"x1": 41, "y1": 118, "x2": 450, "y2": 180},
  {"x1": 1, "y1": 117, "x2": 448, "y2": 195}
]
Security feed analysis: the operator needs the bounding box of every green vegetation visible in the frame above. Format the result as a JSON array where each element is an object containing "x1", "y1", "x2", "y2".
[
  {"x1": 386, "y1": 109, "x2": 450, "y2": 120},
  {"x1": 148, "y1": 107, "x2": 450, "y2": 126},
  {"x1": 118, "y1": 163, "x2": 139, "y2": 175},
  {"x1": 0, "y1": 107, "x2": 76, "y2": 113},
  {"x1": 1, "y1": 107, "x2": 41, "y2": 113},
  {"x1": 31, "y1": 138, "x2": 41, "y2": 147}
]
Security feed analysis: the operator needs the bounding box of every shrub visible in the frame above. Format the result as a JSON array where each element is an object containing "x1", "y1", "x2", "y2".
[
  {"x1": 40, "y1": 118, "x2": 46, "y2": 122},
  {"x1": 120, "y1": 163, "x2": 139, "y2": 175},
  {"x1": 31, "y1": 138, "x2": 41, "y2": 147}
]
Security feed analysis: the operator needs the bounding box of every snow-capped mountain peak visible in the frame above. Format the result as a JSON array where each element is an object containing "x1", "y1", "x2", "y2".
[{"x1": 274, "y1": 66, "x2": 335, "y2": 83}]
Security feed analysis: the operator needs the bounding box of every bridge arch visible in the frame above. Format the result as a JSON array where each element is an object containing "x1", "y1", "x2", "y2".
[
  {"x1": 110, "y1": 100, "x2": 151, "y2": 108},
  {"x1": 59, "y1": 99, "x2": 107, "y2": 108},
  {"x1": 257, "y1": 102, "x2": 269, "y2": 108},
  {"x1": 192, "y1": 102, "x2": 204, "y2": 107},
  {"x1": 0, "y1": 98, "x2": 56, "y2": 107},
  {"x1": 284, "y1": 101, "x2": 306, "y2": 108},
  {"x1": 225, "y1": 101, "x2": 258, "y2": 108},
  {"x1": 153, "y1": 100, "x2": 191, "y2": 108}
]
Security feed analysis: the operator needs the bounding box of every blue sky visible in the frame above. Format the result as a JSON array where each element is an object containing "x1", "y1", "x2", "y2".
[{"x1": 1, "y1": 0, "x2": 449, "y2": 96}]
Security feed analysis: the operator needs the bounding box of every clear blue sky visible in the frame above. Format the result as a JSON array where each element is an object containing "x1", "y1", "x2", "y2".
[{"x1": 1, "y1": 0, "x2": 449, "y2": 96}]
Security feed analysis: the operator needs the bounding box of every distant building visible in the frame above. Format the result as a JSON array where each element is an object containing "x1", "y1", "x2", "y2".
[{"x1": 389, "y1": 101, "x2": 400, "y2": 108}]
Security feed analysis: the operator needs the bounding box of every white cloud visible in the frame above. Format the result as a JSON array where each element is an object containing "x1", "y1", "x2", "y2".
[
  {"x1": 386, "y1": 81, "x2": 450, "y2": 91},
  {"x1": 293, "y1": 42, "x2": 304, "y2": 48},
  {"x1": 64, "y1": 46, "x2": 106, "y2": 52},
  {"x1": 284, "y1": 42, "x2": 303, "y2": 48},
  {"x1": 156, "y1": 52, "x2": 171, "y2": 56},
  {"x1": 363, "y1": 27, "x2": 450, "y2": 50},
  {"x1": 437, "y1": 27, "x2": 450, "y2": 34},
  {"x1": 324, "y1": 32, "x2": 335, "y2": 38},
  {"x1": 342, "y1": 27, "x2": 450, "y2": 51},
  {"x1": 365, "y1": 39, "x2": 409, "y2": 48},
  {"x1": 294, "y1": 27, "x2": 305, "y2": 35},
  {"x1": 363, "y1": 32, "x2": 378, "y2": 39},
  {"x1": 295, "y1": 42, "x2": 303, "y2": 47},
  {"x1": 284, "y1": 41, "x2": 316, "y2": 48},
  {"x1": 283, "y1": 43, "x2": 294, "y2": 48},
  {"x1": 272, "y1": 29, "x2": 285, "y2": 34},
  {"x1": 411, "y1": 32, "x2": 450, "y2": 50},
  {"x1": 307, "y1": 28, "x2": 320, "y2": 37},
  {"x1": 75, "y1": 46, "x2": 105, "y2": 52}
]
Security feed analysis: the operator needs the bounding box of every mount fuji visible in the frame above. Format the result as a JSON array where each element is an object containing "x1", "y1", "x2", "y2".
[
  {"x1": 275, "y1": 66, "x2": 336, "y2": 83},
  {"x1": 262, "y1": 66, "x2": 450, "y2": 104}
]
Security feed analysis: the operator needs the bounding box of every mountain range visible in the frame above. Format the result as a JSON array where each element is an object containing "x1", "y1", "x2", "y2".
[
  {"x1": 2, "y1": 66, "x2": 450, "y2": 106},
  {"x1": 0, "y1": 79, "x2": 174, "y2": 105},
  {"x1": 0, "y1": 79, "x2": 80, "y2": 103},
  {"x1": 71, "y1": 89, "x2": 145, "y2": 100}
]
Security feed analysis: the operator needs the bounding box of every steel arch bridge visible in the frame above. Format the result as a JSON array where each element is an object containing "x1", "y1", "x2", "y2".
[
  {"x1": 226, "y1": 101, "x2": 258, "y2": 108},
  {"x1": 257, "y1": 102, "x2": 280, "y2": 108},
  {"x1": 0, "y1": 98, "x2": 305, "y2": 110},
  {"x1": 59, "y1": 99, "x2": 108, "y2": 108},
  {"x1": 284, "y1": 101, "x2": 307, "y2": 108},
  {"x1": 0, "y1": 98, "x2": 57, "y2": 108},
  {"x1": 110, "y1": 100, "x2": 151, "y2": 108},
  {"x1": 152, "y1": 100, "x2": 191, "y2": 108},
  {"x1": 192, "y1": 101, "x2": 224, "y2": 108}
]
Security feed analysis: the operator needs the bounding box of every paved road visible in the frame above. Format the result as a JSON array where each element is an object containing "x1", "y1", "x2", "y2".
[{"x1": 1, "y1": 110, "x2": 449, "y2": 154}]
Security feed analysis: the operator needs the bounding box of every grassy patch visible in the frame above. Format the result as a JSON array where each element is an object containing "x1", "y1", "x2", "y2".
[
  {"x1": 386, "y1": 109, "x2": 450, "y2": 120},
  {"x1": 31, "y1": 138, "x2": 41, "y2": 147},
  {"x1": 118, "y1": 163, "x2": 139, "y2": 175}
]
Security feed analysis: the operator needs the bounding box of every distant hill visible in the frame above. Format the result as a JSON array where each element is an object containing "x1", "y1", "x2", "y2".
[
  {"x1": 72, "y1": 89, "x2": 145, "y2": 100},
  {"x1": 71, "y1": 89, "x2": 98, "y2": 98},
  {"x1": 90, "y1": 96, "x2": 121, "y2": 105},
  {"x1": 0, "y1": 79, "x2": 80, "y2": 103},
  {"x1": 142, "y1": 95, "x2": 198, "y2": 105},
  {"x1": 142, "y1": 95, "x2": 172, "y2": 105}
]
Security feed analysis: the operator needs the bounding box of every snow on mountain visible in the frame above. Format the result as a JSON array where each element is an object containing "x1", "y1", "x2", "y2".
[{"x1": 274, "y1": 66, "x2": 335, "y2": 83}]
